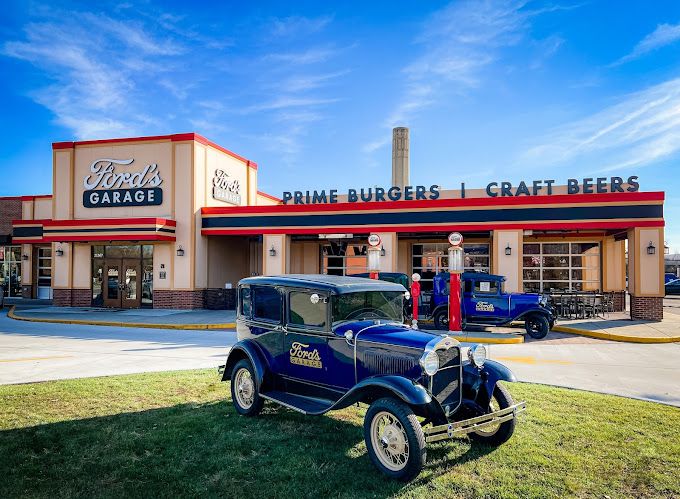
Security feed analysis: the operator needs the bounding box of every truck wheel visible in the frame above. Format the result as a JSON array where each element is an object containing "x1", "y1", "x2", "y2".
[
  {"x1": 525, "y1": 314, "x2": 549, "y2": 339},
  {"x1": 433, "y1": 309, "x2": 448, "y2": 330},
  {"x1": 230, "y1": 359, "x2": 264, "y2": 417},
  {"x1": 469, "y1": 383, "x2": 516, "y2": 446},
  {"x1": 364, "y1": 397, "x2": 426, "y2": 481}
]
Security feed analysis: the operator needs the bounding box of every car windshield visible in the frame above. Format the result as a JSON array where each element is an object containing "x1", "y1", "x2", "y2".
[{"x1": 332, "y1": 291, "x2": 404, "y2": 325}]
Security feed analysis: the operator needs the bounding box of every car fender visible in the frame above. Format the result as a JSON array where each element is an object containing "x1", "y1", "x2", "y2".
[
  {"x1": 463, "y1": 359, "x2": 516, "y2": 407},
  {"x1": 330, "y1": 375, "x2": 434, "y2": 411},
  {"x1": 222, "y1": 340, "x2": 269, "y2": 390},
  {"x1": 514, "y1": 308, "x2": 553, "y2": 322}
]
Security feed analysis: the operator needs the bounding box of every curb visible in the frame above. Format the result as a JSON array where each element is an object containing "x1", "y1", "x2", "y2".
[
  {"x1": 553, "y1": 325, "x2": 680, "y2": 344},
  {"x1": 445, "y1": 332, "x2": 524, "y2": 344},
  {"x1": 7, "y1": 306, "x2": 236, "y2": 331}
]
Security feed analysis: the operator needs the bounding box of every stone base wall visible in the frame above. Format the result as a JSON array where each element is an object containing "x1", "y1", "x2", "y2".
[
  {"x1": 21, "y1": 285, "x2": 33, "y2": 299},
  {"x1": 612, "y1": 291, "x2": 625, "y2": 312},
  {"x1": 153, "y1": 290, "x2": 205, "y2": 309},
  {"x1": 53, "y1": 288, "x2": 91, "y2": 307},
  {"x1": 630, "y1": 295, "x2": 663, "y2": 321},
  {"x1": 204, "y1": 288, "x2": 237, "y2": 310}
]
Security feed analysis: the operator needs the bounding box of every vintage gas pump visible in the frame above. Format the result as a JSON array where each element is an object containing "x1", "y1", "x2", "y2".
[
  {"x1": 447, "y1": 232, "x2": 464, "y2": 332},
  {"x1": 411, "y1": 272, "x2": 421, "y2": 329},
  {"x1": 367, "y1": 234, "x2": 381, "y2": 280}
]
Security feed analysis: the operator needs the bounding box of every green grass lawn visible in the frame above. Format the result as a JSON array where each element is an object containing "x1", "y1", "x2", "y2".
[{"x1": 1, "y1": 370, "x2": 679, "y2": 499}]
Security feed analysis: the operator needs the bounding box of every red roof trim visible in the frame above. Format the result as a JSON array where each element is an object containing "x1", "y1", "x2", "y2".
[
  {"x1": 42, "y1": 234, "x2": 176, "y2": 242},
  {"x1": 51, "y1": 132, "x2": 257, "y2": 169},
  {"x1": 202, "y1": 191, "x2": 665, "y2": 216},
  {"x1": 13, "y1": 218, "x2": 175, "y2": 227},
  {"x1": 257, "y1": 190, "x2": 282, "y2": 203},
  {"x1": 20, "y1": 195, "x2": 52, "y2": 201}
]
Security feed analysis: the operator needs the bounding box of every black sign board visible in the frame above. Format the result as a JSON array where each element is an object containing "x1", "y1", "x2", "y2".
[{"x1": 83, "y1": 188, "x2": 162, "y2": 208}]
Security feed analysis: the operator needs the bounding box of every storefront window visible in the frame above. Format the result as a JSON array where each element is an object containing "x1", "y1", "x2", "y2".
[
  {"x1": 412, "y1": 243, "x2": 490, "y2": 292},
  {"x1": 37, "y1": 247, "x2": 52, "y2": 299},
  {"x1": 523, "y1": 242, "x2": 601, "y2": 293},
  {"x1": 92, "y1": 245, "x2": 154, "y2": 307},
  {"x1": 0, "y1": 246, "x2": 22, "y2": 298},
  {"x1": 321, "y1": 242, "x2": 368, "y2": 276}
]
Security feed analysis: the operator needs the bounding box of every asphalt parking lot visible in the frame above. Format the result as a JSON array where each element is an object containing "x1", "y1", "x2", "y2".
[{"x1": 1, "y1": 309, "x2": 679, "y2": 407}]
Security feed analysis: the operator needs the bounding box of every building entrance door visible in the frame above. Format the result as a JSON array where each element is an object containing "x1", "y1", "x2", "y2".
[{"x1": 103, "y1": 259, "x2": 142, "y2": 308}]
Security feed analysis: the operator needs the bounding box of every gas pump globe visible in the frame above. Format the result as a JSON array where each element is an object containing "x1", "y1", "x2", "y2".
[
  {"x1": 367, "y1": 234, "x2": 382, "y2": 279},
  {"x1": 448, "y1": 246, "x2": 464, "y2": 273}
]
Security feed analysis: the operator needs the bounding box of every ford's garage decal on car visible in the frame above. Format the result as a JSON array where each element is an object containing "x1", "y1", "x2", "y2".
[{"x1": 219, "y1": 274, "x2": 526, "y2": 481}]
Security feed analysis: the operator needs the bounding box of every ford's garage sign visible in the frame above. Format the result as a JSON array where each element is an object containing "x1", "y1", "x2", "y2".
[{"x1": 83, "y1": 158, "x2": 163, "y2": 208}]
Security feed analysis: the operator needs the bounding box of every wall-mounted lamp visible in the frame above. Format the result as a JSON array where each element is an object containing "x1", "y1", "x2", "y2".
[
  {"x1": 55, "y1": 246, "x2": 64, "y2": 257},
  {"x1": 647, "y1": 241, "x2": 656, "y2": 255},
  {"x1": 22, "y1": 254, "x2": 29, "y2": 261},
  {"x1": 505, "y1": 244, "x2": 512, "y2": 256},
  {"x1": 269, "y1": 245, "x2": 277, "y2": 257},
  {"x1": 380, "y1": 245, "x2": 386, "y2": 257},
  {"x1": 176, "y1": 246, "x2": 185, "y2": 257}
]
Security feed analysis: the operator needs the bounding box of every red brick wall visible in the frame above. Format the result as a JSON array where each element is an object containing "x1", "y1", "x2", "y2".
[
  {"x1": 630, "y1": 296, "x2": 663, "y2": 321},
  {"x1": 0, "y1": 198, "x2": 22, "y2": 236},
  {"x1": 612, "y1": 291, "x2": 625, "y2": 312},
  {"x1": 53, "y1": 288, "x2": 91, "y2": 307},
  {"x1": 153, "y1": 290, "x2": 205, "y2": 309}
]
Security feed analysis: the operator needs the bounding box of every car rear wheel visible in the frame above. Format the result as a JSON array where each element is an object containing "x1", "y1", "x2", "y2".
[
  {"x1": 525, "y1": 314, "x2": 550, "y2": 339},
  {"x1": 469, "y1": 383, "x2": 516, "y2": 446},
  {"x1": 364, "y1": 397, "x2": 426, "y2": 481},
  {"x1": 433, "y1": 309, "x2": 448, "y2": 330},
  {"x1": 230, "y1": 359, "x2": 264, "y2": 417}
]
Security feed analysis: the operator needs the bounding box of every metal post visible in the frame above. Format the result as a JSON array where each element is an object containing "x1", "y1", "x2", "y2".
[{"x1": 411, "y1": 273, "x2": 421, "y2": 329}]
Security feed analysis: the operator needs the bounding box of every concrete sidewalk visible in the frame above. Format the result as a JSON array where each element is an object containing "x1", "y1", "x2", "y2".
[
  {"x1": 554, "y1": 309, "x2": 680, "y2": 343},
  {"x1": 8, "y1": 306, "x2": 236, "y2": 330}
]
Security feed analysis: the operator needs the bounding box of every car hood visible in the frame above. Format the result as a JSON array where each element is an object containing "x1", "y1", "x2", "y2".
[
  {"x1": 334, "y1": 320, "x2": 441, "y2": 350},
  {"x1": 507, "y1": 292, "x2": 541, "y2": 302}
]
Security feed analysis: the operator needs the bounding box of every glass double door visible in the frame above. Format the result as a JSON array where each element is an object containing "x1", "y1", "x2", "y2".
[{"x1": 103, "y1": 259, "x2": 142, "y2": 308}]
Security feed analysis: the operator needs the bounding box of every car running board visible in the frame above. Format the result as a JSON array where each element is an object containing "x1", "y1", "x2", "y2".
[{"x1": 260, "y1": 391, "x2": 334, "y2": 415}]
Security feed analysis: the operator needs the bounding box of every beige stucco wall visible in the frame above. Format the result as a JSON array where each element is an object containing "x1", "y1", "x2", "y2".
[
  {"x1": 53, "y1": 151, "x2": 73, "y2": 220},
  {"x1": 173, "y1": 142, "x2": 193, "y2": 289},
  {"x1": 256, "y1": 192, "x2": 280, "y2": 205},
  {"x1": 72, "y1": 243, "x2": 91, "y2": 289},
  {"x1": 492, "y1": 230, "x2": 522, "y2": 292},
  {"x1": 635, "y1": 227, "x2": 664, "y2": 296},
  {"x1": 207, "y1": 236, "x2": 251, "y2": 288},
  {"x1": 263, "y1": 234, "x2": 289, "y2": 275},
  {"x1": 397, "y1": 239, "x2": 411, "y2": 276},
  {"x1": 21, "y1": 244, "x2": 32, "y2": 285},
  {"x1": 52, "y1": 242, "x2": 71, "y2": 288},
  {"x1": 290, "y1": 241, "x2": 321, "y2": 274},
  {"x1": 375, "y1": 232, "x2": 397, "y2": 272},
  {"x1": 153, "y1": 243, "x2": 172, "y2": 290},
  {"x1": 22, "y1": 200, "x2": 33, "y2": 219},
  {"x1": 202, "y1": 147, "x2": 250, "y2": 208},
  {"x1": 34, "y1": 198, "x2": 53, "y2": 219},
  {"x1": 602, "y1": 237, "x2": 626, "y2": 291}
]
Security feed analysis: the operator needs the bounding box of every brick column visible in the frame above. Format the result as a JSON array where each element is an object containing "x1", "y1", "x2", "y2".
[{"x1": 630, "y1": 296, "x2": 663, "y2": 321}]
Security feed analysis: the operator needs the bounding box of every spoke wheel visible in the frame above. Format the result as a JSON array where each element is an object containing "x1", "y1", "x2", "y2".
[
  {"x1": 230, "y1": 358, "x2": 264, "y2": 417},
  {"x1": 469, "y1": 383, "x2": 516, "y2": 446},
  {"x1": 364, "y1": 398, "x2": 426, "y2": 481},
  {"x1": 234, "y1": 368, "x2": 255, "y2": 409}
]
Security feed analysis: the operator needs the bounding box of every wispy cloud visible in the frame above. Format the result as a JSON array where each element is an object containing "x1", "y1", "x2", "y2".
[
  {"x1": 269, "y1": 15, "x2": 333, "y2": 38},
  {"x1": 264, "y1": 47, "x2": 339, "y2": 65},
  {"x1": 522, "y1": 77, "x2": 680, "y2": 171},
  {"x1": 612, "y1": 22, "x2": 680, "y2": 66}
]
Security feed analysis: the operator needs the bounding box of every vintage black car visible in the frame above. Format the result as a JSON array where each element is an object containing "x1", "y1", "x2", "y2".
[{"x1": 221, "y1": 275, "x2": 526, "y2": 480}]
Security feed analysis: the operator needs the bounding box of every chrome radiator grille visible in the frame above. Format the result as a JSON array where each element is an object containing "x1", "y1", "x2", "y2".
[
  {"x1": 431, "y1": 346, "x2": 462, "y2": 413},
  {"x1": 363, "y1": 349, "x2": 417, "y2": 375}
]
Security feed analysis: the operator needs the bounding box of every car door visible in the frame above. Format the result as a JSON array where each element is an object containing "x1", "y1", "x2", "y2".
[
  {"x1": 248, "y1": 285, "x2": 286, "y2": 376},
  {"x1": 281, "y1": 289, "x2": 333, "y2": 397},
  {"x1": 466, "y1": 279, "x2": 510, "y2": 324}
]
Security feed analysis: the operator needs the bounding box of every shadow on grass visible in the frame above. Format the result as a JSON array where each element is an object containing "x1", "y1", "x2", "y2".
[{"x1": 0, "y1": 398, "x2": 497, "y2": 498}]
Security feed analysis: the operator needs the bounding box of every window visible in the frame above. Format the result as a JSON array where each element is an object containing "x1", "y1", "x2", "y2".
[
  {"x1": 474, "y1": 280, "x2": 498, "y2": 294},
  {"x1": 252, "y1": 286, "x2": 281, "y2": 322},
  {"x1": 321, "y1": 242, "x2": 368, "y2": 276},
  {"x1": 240, "y1": 287, "x2": 252, "y2": 317},
  {"x1": 332, "y1": 291, "x2": 404, "y2": 325},
  {"x1": 0, "y1": 246, "x2": 21, "y2": 298},
  {"x1": 289, "y1": 292, "x2": 327, "y2": 328},
  {"x1": 412, "y1": 242, "x2": 490, "y2": 292},
  {"x1": 523, "y1": 242, "x2": 600, "y2": 292}
]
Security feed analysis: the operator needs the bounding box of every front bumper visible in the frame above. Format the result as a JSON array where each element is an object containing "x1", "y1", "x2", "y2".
[{"x1": 424, "y1": 401, "x2": 527, "y2": 443}]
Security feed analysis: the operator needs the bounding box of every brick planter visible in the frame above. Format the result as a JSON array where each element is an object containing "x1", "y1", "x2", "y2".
[
  {"x1": 205, "y1": 288, "x2": 237, "y2": 310},
  {"x1": 21, "y1": 285, "x2": 33, "y2": 299},
  {"x1": 612, "y1": 291, "x2": 625, "y2": 312},
  {"x1": 630, "y1": 295, "x2": 663, "y2": 321},
  {"x1": 53, "y1": 288, "x2": 91, "y2": 307},
  {"x1": 153, "y1": 290, "x2": 205, "y2": 309}
]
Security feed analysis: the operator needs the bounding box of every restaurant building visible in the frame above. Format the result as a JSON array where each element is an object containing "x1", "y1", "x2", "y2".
[{"x1": 6, "y1": 130, "x2": 666, "y2": 320}]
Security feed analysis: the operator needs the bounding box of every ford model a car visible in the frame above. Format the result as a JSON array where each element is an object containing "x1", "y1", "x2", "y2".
[
  {"x1": 430, "y1": 272, "x2": 555, "y2": 339},
  {"x1": 221, "y1": 275, "x2": 526, "y2": 480}
]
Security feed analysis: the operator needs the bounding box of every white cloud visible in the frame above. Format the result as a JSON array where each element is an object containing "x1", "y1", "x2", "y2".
[
  {"x1": 270, "y1": 15, "x2": 333, "y2": 38},
  {"x1": 522, "y1": 77, "x2": 680, "y2": 171},
  {"x1": 613, "y1": 23, "x2": 680, "y2": 66},
  {"x1": 264, "y1": 47, "x2": 338, "y2": 65},
  {"x1": 280, "y1": 70, "x2": 350, "y2": 92}
]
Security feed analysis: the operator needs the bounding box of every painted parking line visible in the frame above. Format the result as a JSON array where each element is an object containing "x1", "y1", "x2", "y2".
[
  {"x1": 494, "y1": 355, "x2": 573, "y2": 365},
  {"x1": 0, "y1": 355, "x2": 74, "y2": 363}
]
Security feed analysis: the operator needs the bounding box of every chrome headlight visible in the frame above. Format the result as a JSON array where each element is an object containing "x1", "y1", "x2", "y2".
[
  {"x1": 404, "y1": 291, "x2": 411, "y2": 300},
  {"x1": 468, "y1": 344, "x2": 487, "y2": 367},
  {"x1": 539, "y1": 295, "x2": 548, "y2": 306},
  {"x1": 419, "y1": 350, "x2": 439, "y2": 376}
]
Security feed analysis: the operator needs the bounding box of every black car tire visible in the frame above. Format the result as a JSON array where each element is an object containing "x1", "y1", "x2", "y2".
[
  {"x1": 525, "y1": 314, "x2": 550, "y2": 339},
  {"x1": 364, "y1": 397, "x2": 426, "y2": 481},
  {"x1": 230, "y1": 359, "x2": 264, "y2": 417},
  {"x1": 469, "y1": 383, "x2": 516, "y2": 446},
  {"x1": 433, "y1": 309, "x2": 448, "y2": 330}
]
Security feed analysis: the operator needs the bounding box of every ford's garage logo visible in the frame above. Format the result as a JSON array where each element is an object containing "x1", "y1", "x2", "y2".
[
  {"x1": 83, "y1": 158, "x2": 163, "y2": 208},
  {"x1": 212, "y1": 169, "x2": 241, "y2": 205}
]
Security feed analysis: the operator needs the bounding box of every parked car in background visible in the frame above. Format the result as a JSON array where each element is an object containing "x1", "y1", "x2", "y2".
[
  {"x1": 222, "y1": 275, "x2": 526, "y2": 480},
  {"x1": 430, "y1": 272, "x2": 555, "y2": 339},
  {"x1": 666, "y1": 273, "x2": 678, "y2": 284},
  {"x1": 665, "y1": 279, "x2": 680, "y2": 295}
]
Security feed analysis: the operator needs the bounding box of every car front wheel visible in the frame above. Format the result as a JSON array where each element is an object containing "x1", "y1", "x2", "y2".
[
  {"x1": 469, "y1": 383, "x2": 516, "y2": 446},
  {"x1": 433, "y1": 309, "x2": 448, "y2": 330},
  {"x1": 230, "y1": 358, "x2": 264, "y2": 417},
  {"x1": 364, "y1": 397, "x2": 426, "y2": 481},
  {"x1": 525, "y1": 314, "x2": 550, "y2": 339}
]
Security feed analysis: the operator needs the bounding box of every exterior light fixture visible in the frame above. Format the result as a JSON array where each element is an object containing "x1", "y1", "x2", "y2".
[
  {"x1": 269, "y1": 246, "x2": 277, "y2": 257},
  {"x1": 505, "y1": 244, "x2": 512, "y2": 256},
  {"x1": 55, "y1": 246, "x2": 64, "y2": 257},
  {"x1": 176, "y1": 246, "x2": 185, "y2": 257},
  {"x1": 22, "y1": 254, "x2": 29, "y2": 261},
  {"x1": 380, "y1": 245, "x2": 386, "y2": 257},
  {"x1": 647, "y1": 241, "x2": 656, "y2": 255}
]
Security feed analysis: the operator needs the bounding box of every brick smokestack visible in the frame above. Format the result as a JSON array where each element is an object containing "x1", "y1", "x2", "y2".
[{"x1": 392, "y1": 127, "x2": 409, "y2": 188}]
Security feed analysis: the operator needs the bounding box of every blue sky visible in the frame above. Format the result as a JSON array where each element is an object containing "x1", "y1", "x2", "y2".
[{"x1": 1, "y1": 0, "x2": 679, "y2": 249}]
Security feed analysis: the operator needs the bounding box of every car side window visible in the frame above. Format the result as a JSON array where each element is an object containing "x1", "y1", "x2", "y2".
[
  {"x1": 464, "y1": 280, "x2": 473, "y2": 293},
  {"x1": 288, "y1": 291, "x2": 327, "y2": 329},
  {"x1": 240, "y1": 287, "x2": 252, "y2": 318},
  {"x1": 474, "y1": 280, "x2": 498, "y2": 294},
  {"x1": 252, "y1": 285, "x2": 282, "y2": 323}
]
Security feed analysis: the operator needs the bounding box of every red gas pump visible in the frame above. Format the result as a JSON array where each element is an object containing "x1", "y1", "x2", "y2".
[
  {"x1": 410, "y1": 273, "x2": 421, "y2": 329},
  {"x1": 447, "y1": 232, "x2": 464, "y2": 332}
]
